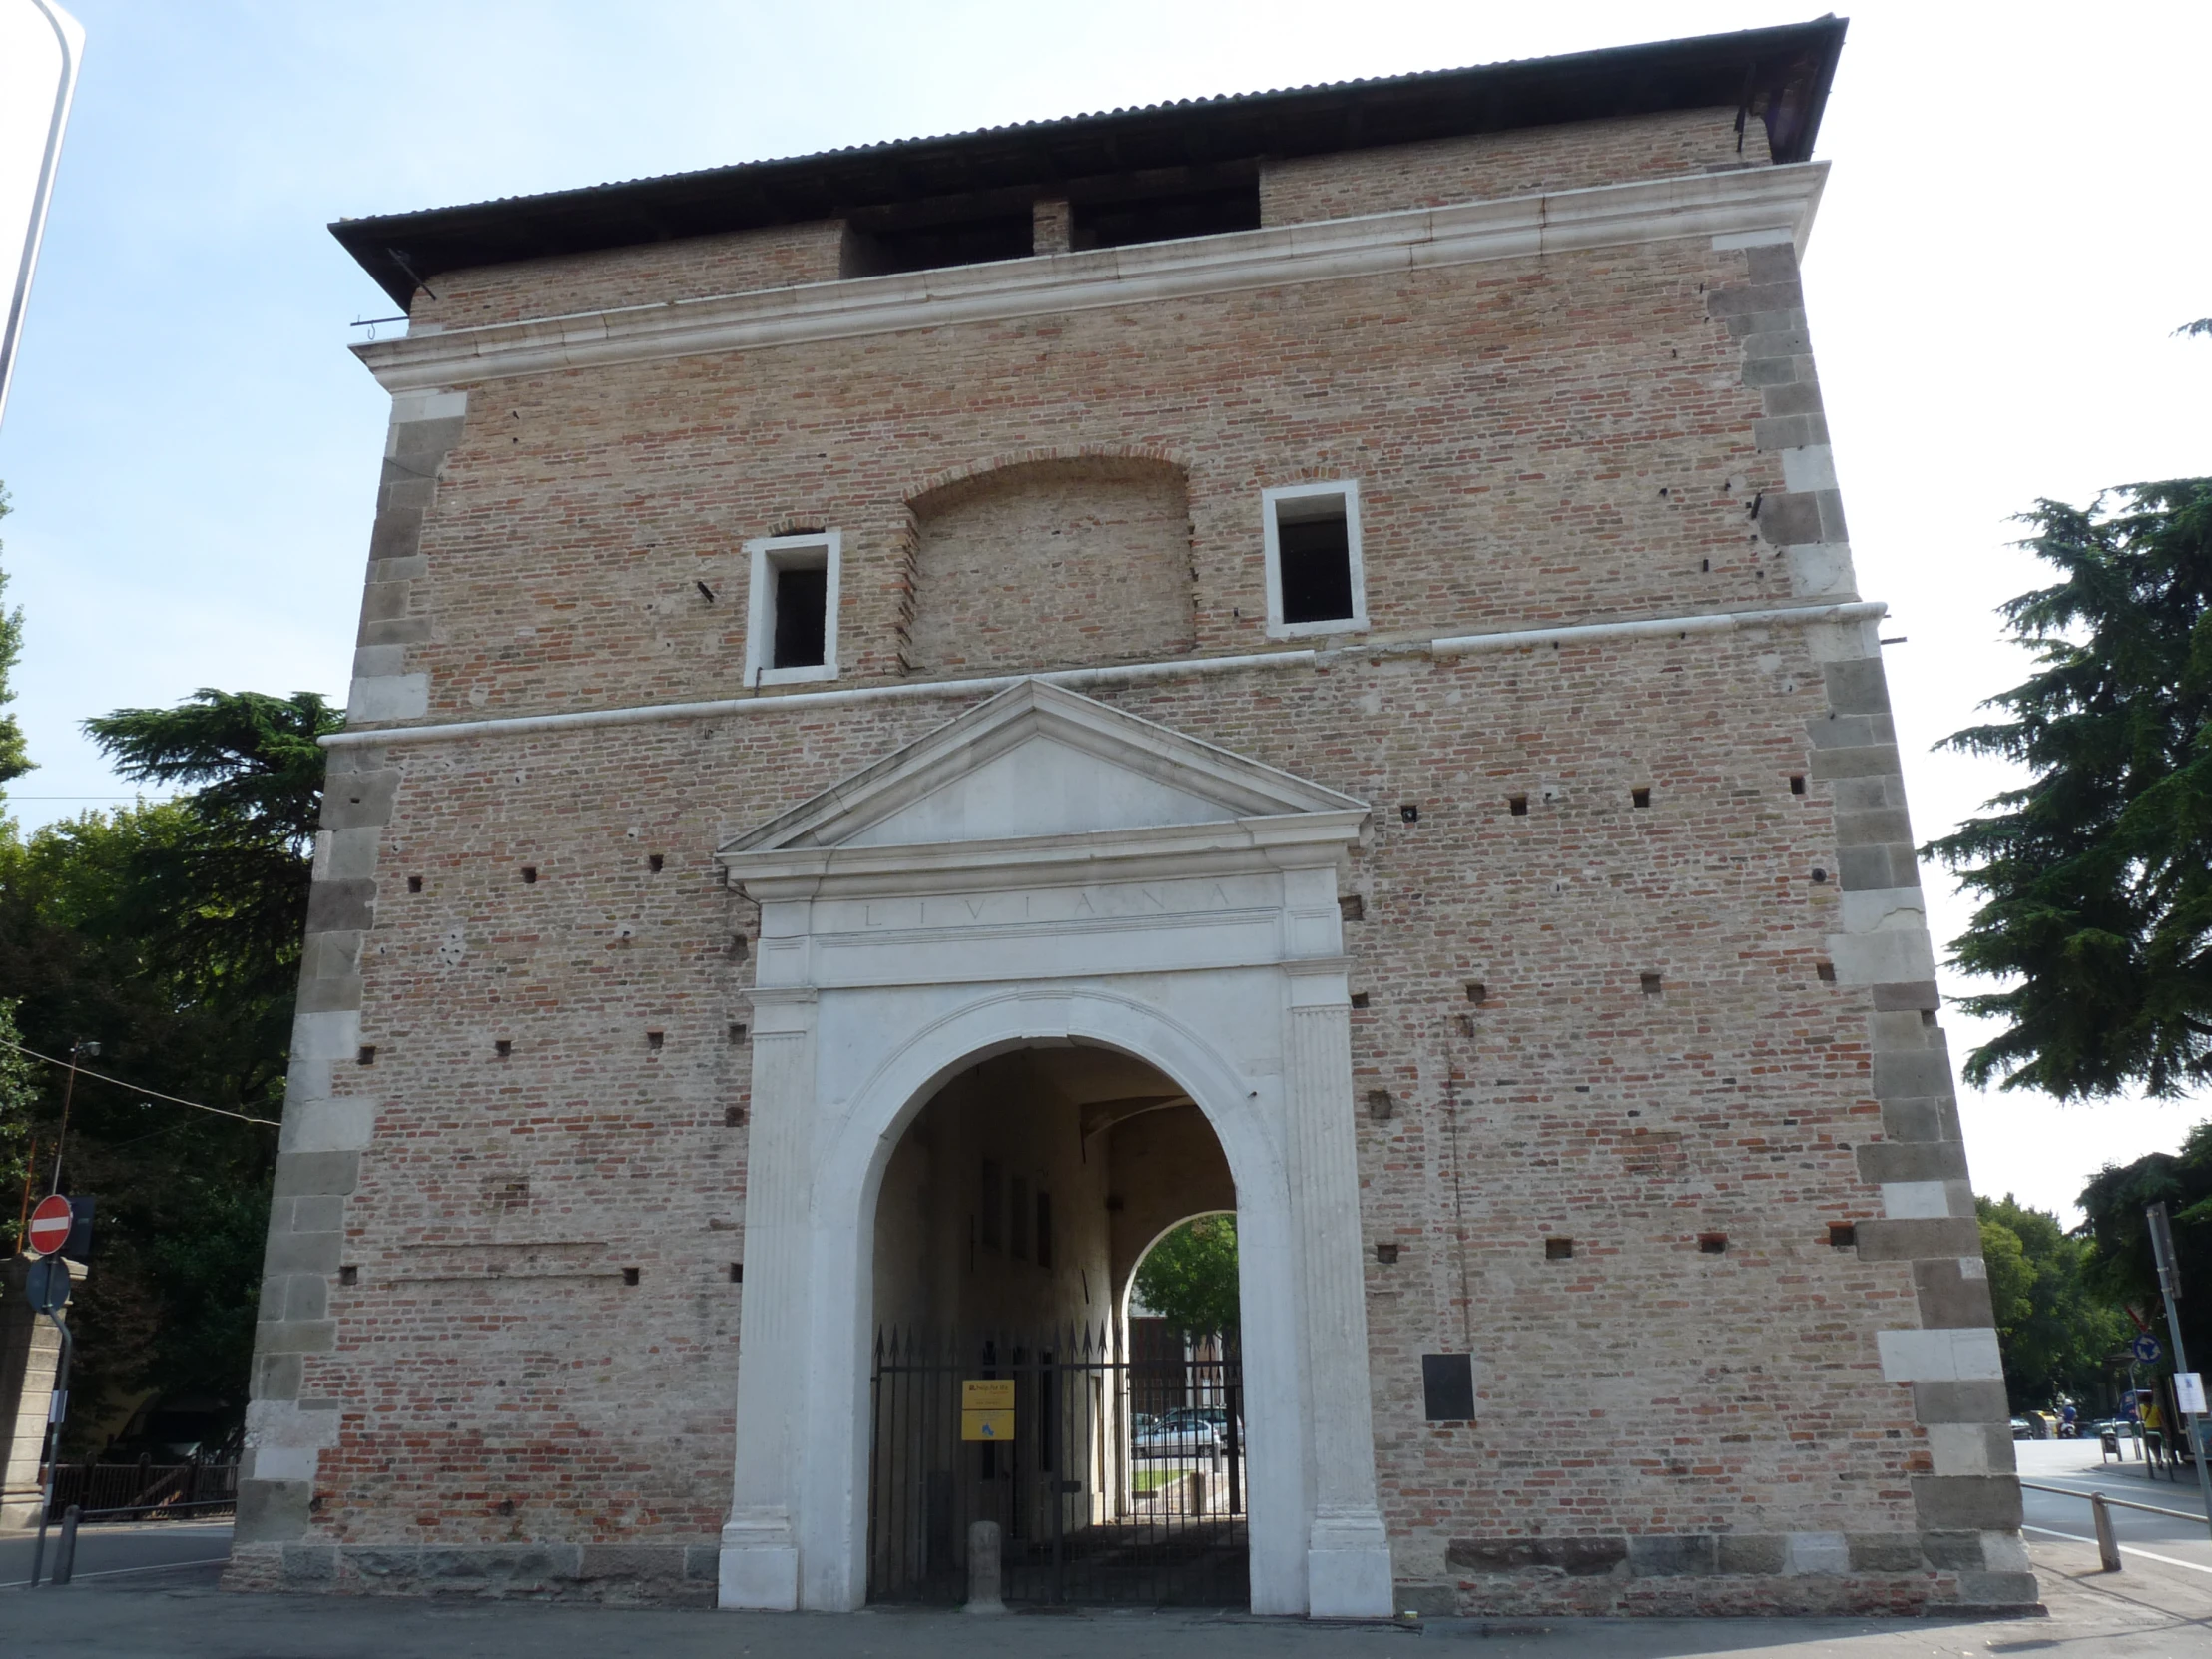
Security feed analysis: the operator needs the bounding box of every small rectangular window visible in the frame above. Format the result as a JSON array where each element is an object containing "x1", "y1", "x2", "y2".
[
  {"x1": 744, "y1": 532, "x2": 841, "y2": 686},
  {"x1": 1421, "y1": 1353, "x2": 1476, "y2": 1422},
  {"x1": 1262, "y1": 481, "x2": 1366, "y2": 637},
  {"x1": 773, "y1": 566, "x2": 826, "y2": 668}
]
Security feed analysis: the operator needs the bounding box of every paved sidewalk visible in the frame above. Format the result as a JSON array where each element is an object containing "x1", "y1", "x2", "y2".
[{"x1": 2, "y1": 1541, "x2": 2206, "y2": 1658}]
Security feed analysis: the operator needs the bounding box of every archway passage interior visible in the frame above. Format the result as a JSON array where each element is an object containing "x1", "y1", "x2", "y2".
[{"x1": 867, "y1": 1043, "x2": 1244, "y2": 1606}]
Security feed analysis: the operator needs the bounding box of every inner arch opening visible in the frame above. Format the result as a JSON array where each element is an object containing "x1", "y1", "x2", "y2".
[{"x1": 866, "y1": 1042, "x2": 1246, "y2": 1606}]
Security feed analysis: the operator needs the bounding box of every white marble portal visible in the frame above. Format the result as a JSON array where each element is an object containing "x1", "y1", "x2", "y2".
[{"x1": 712, "y1": 681, "x2": 1393, "y2": 1617}]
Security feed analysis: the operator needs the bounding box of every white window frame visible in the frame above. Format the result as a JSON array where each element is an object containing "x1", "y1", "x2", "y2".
[
  {"x1": 1261, "y1": 479, "x2": 1367, "y2": 639},
  {"x1": 743, "y1": 530, "x2": 842, "y2": 687}
]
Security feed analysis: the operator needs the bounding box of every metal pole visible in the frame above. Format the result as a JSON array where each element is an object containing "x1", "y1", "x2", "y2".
[
  {"x1": 51, "y1": 1503, "x2": 80, "y2": 1585},
  {"x1": 2090, "y1": 1492, "x2": 2121, "y2": 1572},
  {"x1": 27, "y1": 1310, "x2": 73, "y2": 1587},
  {"x1": 48, "y1": 1040, "x2": 93, "y2": 1195},
  {"x1": 2144, "y1": 1203, "x2": 2212, "y2": 1546},
  {"x1": 15, "y1": 1134, "x2": 37, "y2": 1242}
]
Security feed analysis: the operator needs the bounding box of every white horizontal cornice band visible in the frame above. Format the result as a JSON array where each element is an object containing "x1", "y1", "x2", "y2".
[
  {"x1": 724, "y1": 811, "x2": 1370, "y2": 900},
  {"x1": 354, "y1": 162, "x2": 1829, "y2": 392},
  {"x1": 320, "y1": 600, "x2": 1884, "y2": 753}
]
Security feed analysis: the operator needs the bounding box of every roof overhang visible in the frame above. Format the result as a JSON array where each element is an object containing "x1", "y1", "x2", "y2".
[{"x1": 333, "y1": 17, "x2": 1847, "y2": 309}]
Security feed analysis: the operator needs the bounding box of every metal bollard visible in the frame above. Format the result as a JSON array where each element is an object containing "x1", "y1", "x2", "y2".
[
  {"x1": 55, "y1": 1502, "x2": 82, "y2": 1585},
  {"x1": 964, "y1": 1519, "x2": 1005, "y2": 1614},
  {"x1": 51, "y1": 1504, "x2": 81, "y2": 1586},
  {"x1": 2090, "y1": 1493, "x2": 2121, "y2": 1573}
]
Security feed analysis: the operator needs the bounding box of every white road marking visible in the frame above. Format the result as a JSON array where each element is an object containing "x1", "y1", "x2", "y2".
[
  {"x1": 2022, "y1": 1523, "x2": 2212, "y2": 1575},
  {"x1": 0, "y1": 1554, "x2": 230, "y2": 1590}
]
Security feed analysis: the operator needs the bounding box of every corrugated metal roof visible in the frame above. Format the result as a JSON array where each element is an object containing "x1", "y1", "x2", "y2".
[{"x1": 334, "y1": 17, "x2": 1847, "y2": 308}]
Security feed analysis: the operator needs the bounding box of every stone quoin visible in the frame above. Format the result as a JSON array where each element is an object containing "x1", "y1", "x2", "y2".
[{"x1": 227, "y1": 17, "x2": 2034, "y2": 1617}]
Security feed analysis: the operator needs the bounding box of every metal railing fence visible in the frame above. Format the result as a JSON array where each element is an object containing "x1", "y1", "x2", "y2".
[
  {"x1": 868, "y1": 1324, "x2": 1247, "y2": 1607},
  {"x1": 2020, "y1": 1478, "x2": 2212, "y2": 1573},
  {"x1": 43, "y1": 1459, "x2": 238, "y2": 1523}
]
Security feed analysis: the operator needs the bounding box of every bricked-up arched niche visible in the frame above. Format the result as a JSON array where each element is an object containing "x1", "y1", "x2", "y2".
[
  {"x1": 866, "y1": 1044, "x2": 1244, "y2": 1604},
  {"x1": 903, "y1": 456, "x2": 1194, "y2": 675},
  {"x1": 714, "y1": 681, "x2": 1392, "y2": 1621}
]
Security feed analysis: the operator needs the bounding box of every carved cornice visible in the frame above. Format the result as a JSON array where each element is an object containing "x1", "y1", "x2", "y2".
[
  {"x1": 727, "y1": 812, "x2": 1368, "y2": 903},
  {"x1": 354, "y1": 163, "x2": 1828, "y2": 392}
]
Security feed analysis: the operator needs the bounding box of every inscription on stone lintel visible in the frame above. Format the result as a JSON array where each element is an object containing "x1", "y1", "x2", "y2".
[{"x1": 835, "y1": 876, "x2": 1262, "y2": 933}]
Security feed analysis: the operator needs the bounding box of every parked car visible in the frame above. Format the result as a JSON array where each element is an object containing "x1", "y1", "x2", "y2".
[
  {"x1": 1132, "y1": 1408, "x2": 1225, "y2": 1456},
  {"x1": 1185, "y1": 1405, "x2": 1245, "y2": 1450},
  {"x1": 2009, "y1": 1417, "x2": 2032, "y2": 1440}
]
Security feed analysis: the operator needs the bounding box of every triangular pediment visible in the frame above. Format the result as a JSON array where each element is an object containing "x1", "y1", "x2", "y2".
[{"x1": 719, "y1": 679, "x2": 1366, "y2": 859}]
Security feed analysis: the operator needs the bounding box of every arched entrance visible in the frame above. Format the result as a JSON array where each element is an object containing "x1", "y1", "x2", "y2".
[
  {"x1": 711, "y1": 681, "x2": 1393, "y2": 1618},
  {"x1": 866, "y1": 1046, "x2": 1246, "y2": 1604}
]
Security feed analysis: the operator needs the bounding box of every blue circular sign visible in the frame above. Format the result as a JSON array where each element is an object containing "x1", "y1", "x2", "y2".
[
  {"x1": 2132, "y1": 1334, "x2": 2163, "y2": 1365},
  {"x1": 23, "y1": 1255, "x2": 69, "y2": 1315}
]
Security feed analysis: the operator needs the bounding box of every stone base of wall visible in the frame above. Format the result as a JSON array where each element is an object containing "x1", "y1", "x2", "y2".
[
  {"x1": 223, "y1": 1541, "x2": 720, "y2": 1605},
  {"x1": 1395, "y1": 1531, "x2": 2040, "y2": 1618}
]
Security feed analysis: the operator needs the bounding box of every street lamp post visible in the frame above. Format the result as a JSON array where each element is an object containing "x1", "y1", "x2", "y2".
[
  {"x1": 2145, "y1": 1203, "x2": 2212, "y2": 1547},
  {"x1": 47, "y1": 1038, "x2": 97, "y2": 1195}
]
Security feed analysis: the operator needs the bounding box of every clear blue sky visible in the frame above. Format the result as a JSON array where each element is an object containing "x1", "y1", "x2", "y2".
[{"x1": 0, "y1": 1, "x2": 2207, "y2": 1219}]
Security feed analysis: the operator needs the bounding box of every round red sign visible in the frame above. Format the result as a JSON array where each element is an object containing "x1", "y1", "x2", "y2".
[{"x1": 25, "y1": 1194, "x2": 72, "y2": 1258}]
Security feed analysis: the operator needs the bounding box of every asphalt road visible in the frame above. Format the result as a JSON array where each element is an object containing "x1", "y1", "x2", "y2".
[
  {"x1": 0, "y1": 1520, "x2": 231, "y2": 1590},
  {"x1": 2013, "y1": 1435, "x2": 2212, "y2": 1576},
  {"x1": 0, "y1": 1470, "x2": 2205, "y2": 1659}
]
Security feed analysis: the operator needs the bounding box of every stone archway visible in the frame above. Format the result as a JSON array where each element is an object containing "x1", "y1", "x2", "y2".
[
  {"x1": 712, "y1": 681, "x2": 1393, "y2": 1618},
  {"x1": 865, "y1": 1044, "x2": 1246, "y2": 1605}
]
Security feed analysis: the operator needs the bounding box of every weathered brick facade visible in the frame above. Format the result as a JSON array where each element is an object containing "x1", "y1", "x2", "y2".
[{"x1": 234, "y1": 22, "x2": 2028, "y2": 1617}]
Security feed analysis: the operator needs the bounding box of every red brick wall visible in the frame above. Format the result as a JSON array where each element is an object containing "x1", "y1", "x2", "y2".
[
  {"x1": 411, "y1": 219, "x2": 850, "y2": 329},
  {"x1": 905, "y1": 455, "x2": 1195, "y2": 674},
  {"x1": 398, "y1": 236, "x2": 1791, "y2": 726},
  {"x1": 304, "y1": 628, "x2": 1918, "y2": 1603},
  {"x1": 1261, "y1": 109, "x2": 1754, "y2": 227}
]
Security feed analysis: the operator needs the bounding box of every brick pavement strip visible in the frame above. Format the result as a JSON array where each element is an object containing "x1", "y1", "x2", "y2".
[{"x1": 3, "y1": 1544, "x2": 2205, "y2": 1659}]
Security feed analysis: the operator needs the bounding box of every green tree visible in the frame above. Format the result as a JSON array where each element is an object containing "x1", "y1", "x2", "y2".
[
  {"x1": 1925, "y1": 479, "x2": 2212, "y2": 1098},
  {"x1": 1976, "y1": 1194, "x2": 2131, "y2": 1409},
  {"x1": 0, "y1": 689, "x2": 339, "y2": 1441},
  {"x1": 0, "y1": 996, "x2": 40, "y2": 1226},
  {"x1": 0, "y1": 484, "x2": 31, "y2": 790},
  {"x1": 1133, "y1": 1214, "x2": 1239, "y2": 1337},
  {"x1": 82, "y1": 690, "x2": 336, "y2": 1008},
  {"x1": 2078, "y1": 1124, "x2": 2212, "y2": 1385}
]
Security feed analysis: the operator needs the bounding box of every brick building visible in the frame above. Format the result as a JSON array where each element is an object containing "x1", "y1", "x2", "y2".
[{"x1": 230, "y1": 18, "x2": 2034, "y2": 1617}]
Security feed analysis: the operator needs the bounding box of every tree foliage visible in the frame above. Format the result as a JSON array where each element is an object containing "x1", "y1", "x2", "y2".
[
  {"x1": 0, "y1": 485, "x2": 30, "y2": 789},
  {"x1": 0, "y1": 689, "x2": 338, "y2": 1442},
  {"x1": 1976, "y1": 1195, "x2": 2130, "y2": 1409},
  {"x1": 2078, "y1": 1123, "x2": 2212, "y2": 1381},
  {"x1": 81, "y1": 690, "x2": 336, "y2": 1009},
  {"x1": 1925, "y1": 479, "x2": 2212, "y2": 1098},
  {"x1": 1132, "y1": 1214, "x2": 1239, "y2": 1337},
  {"x1": 0, "y1": 996, "x2": 40, "y2": 1223}
]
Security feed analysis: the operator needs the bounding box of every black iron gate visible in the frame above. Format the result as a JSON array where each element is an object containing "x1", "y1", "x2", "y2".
[{"x1": 867, "y1": 1325, "x2": 1246, "y2": 1606}]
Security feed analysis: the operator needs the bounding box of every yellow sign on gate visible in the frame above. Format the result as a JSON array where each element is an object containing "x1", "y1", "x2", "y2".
[{"x1": 961, "y1": 1378, "x2": 1015, "y2": 1441}]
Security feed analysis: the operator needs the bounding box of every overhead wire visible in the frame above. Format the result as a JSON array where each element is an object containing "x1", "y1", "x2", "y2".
[{"x1": 0, "y1": 1036, "x2": 281, "y2": 1127}]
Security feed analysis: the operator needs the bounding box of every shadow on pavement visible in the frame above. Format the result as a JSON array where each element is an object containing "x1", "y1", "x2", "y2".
[{"x1": 0, "y1": 1541, "x2": 2204, "y2": 1659}]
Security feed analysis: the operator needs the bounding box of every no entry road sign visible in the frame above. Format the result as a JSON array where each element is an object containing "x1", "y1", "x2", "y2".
[{"x1": 25, "y1": 1193, "x2": 72, "y2": 1257}]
